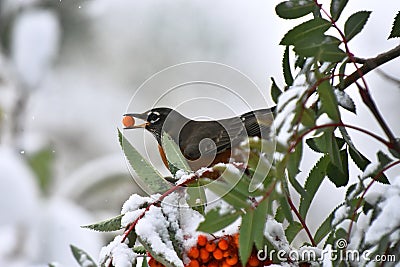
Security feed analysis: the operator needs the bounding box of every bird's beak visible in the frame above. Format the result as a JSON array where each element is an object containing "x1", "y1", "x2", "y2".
[{"x1": 123, "y1": 113, "x2": 149, "y2": 129}]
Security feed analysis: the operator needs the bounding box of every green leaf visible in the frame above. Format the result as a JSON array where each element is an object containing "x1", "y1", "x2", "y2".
[
  {"x1": 186, "y1": 184, "x2": 206, "y2": 215},
  {"x1": 294, "y1": 35, "x2": 346, "y2": 62},
  {"x1": 285, "y1": 221, "x2": 303, "y2": 243},
  {"x1": 161, "y1": 132, "x2": 191, "y2": 174},
  {"x1": 203, "y1": 179, "x2": 250, "y2": 209},
  {"x1": 330, "y1": 0, "x2": 349, "y2": 21},
  {"x1": 287, "y1": 142, "x2": 302, "y2": 181},
  {"x1": 81, "y1": 214, "x2": 123, "y2": 232},
  {"x1": 348, "y1": 146, "x2": 370, "y2": 171},
  {"x1": 275, "y1": 0, "x2": 315, "y2": 19},
  {"x1": 253, "y1": 199, "x2": 269, "y2": 249},
  {"x1": 198, "y1": 208, "x2": 241, "y2": 233},
  {"x1": 239, "y1": 209, "x2": 255, "y2": 266},
  {"x1": 301, "y1": 108, "x2": 316, "y2": 127},
  {"x1": 271, "y1": 77, "x2": 283, "y2": 104},
  {"x1": 142, "y1": 255, "x2": 149, "y2": 267},
  {"x1": 118, "y1": 129, "x2": 171, "y2": 193},
  {"x1": 314, "y1": 209, "x2": 335, "y2": 245},
  {"x1": 334, "y1": 89, "x2": 356, "y2": 113},
  {"x1": 325, "y1": 130, "x2": 342, "y2": 169},
  {"x1": 283, "y1": 46, "x2": 294, "y2": 86},
  {"x1": 133, "y1": 246, "x2": 147, "y2": 255},
  {"x1": 26, "y1": 147, "x2": 54, "y2": 195},
  {"x1": 70, "y1": 245, "x2": 98, "y2": 267},
  {"x1": 344, "y1": 11, "x2": 372, "y2": 42},
  {"x1": 299, "y1": 155, "x2": 329, "y2": 218},
  {"x1": 317, "y1": 79, "x2": 340, "y2": 121},
  {"x1": 280, "y1": 18, "x2": 331, "y2": 45},
  {"x1": 389, "y1": 11, "x2": 400, "y2": 39},
  {"x1": 326, "y1": 149, "x2": 349, "y2": 187}
]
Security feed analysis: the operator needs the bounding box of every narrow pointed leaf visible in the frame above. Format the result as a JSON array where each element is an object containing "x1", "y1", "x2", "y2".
[
  {"x1": 326, "y1": 149, "x2": 349, "y2": 187},
  {"x1": 118, "y1": 129, "x2": 171, "y2": 193},
  {"x1": 253, "y1": 199, "x2": 269, "y2": 249},
  {"x1": 283, "y1": 46, "x2": 293, "y2": 86},
  {"x1": 334, "y1": 89, "x2": 356, "y2": 113},
  {"x1": 70, "y1": 245, "x2": 98, "y2": 267},
  {"x1": 81, "y1": 214, "x2": 123, "y2": 232},
  {"x1": 271, "y1": 77, "x2": 283, "y2": 104},
  {"x1": 389, "y1": 11, "x2": 400, "y2": 39},
  {"x1": 318, "y1": 79, "x2": 340, "y2": 121},
  {"x1": 330, "y1": 0, "x2": 349, "y2": 21},
  {"x1": 344, "y1": 11, "x2": 371, "y2": 41},
  {"x1": 204, "y1": 180, "x2": 250, "y2": 209},
  {"x1": 299, "y1": 155, "x2": 329, "y2": 218},
  {"x1": 162, "y1": 132, "x2": 191, "y2": 174},
  {"x1": 285, "y1": 221, "x2": 303, "y2": 243},
  {"x1": 198, "y1": 209, "x2": 241, "y2": 233},
  {"x1": 239, "y1": 209, "x2": 255, "y2": 266},
  {"x1": 276, "y1": 0, "x2": 315, "y2": 19},
  {"x1": 280, "y1": 18, "x2": 331, "y2": 45}
]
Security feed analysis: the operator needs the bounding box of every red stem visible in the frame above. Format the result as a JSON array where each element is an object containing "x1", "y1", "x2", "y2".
[
  {"x1": 287, "y1": 196, "x2": 317, "y2": 246},
  {"x1": 288, "y1": 123, "x2": 391, "y2": 154}
]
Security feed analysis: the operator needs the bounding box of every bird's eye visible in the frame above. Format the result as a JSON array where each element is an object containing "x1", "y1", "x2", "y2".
[{"x1": 148, "y1": 112, "x2": 160, "y2": 123}]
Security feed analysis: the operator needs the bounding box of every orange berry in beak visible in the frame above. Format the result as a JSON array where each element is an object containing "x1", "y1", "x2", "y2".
[{"x1": 122, "y1": 115, "x2": 135, "y2": 127}]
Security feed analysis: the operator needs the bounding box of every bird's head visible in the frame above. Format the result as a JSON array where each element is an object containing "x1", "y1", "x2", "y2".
[{"x1": 123, "y1": 107, "x2": 187, "y2": 144}]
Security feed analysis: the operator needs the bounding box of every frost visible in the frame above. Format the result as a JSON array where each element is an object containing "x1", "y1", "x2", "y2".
[
  {"x1": 176, "y1": 172, "x2": 195, "y2": 185},
  {"x1": 264, "y1": 217, "x2": 291, "y2": 253},
  {"x1": 99, "y1": 236, "x2": 136, "y2": 267}
]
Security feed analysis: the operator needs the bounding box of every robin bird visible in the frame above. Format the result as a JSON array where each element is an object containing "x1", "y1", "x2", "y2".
[{"x1": 123, "y1": 107, "x2": 275, "y2": 170}]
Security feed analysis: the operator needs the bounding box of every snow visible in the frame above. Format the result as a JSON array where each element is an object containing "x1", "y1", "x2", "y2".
[
  {"x1": 136, "y1": 205, "x2": 184, "y2": 267},
  {"x1": 121, "y1": 208, "x2": 145, "y2": 227},
  {"x1": 99, "y1": 236, "x2": 136, "y2": 267},
  {"x1": 334, "y1": 89, "x2": 355, "y2": 111},
  {"x1": 364, "y1": 178, "x2": 400, "y2": 244},
  {"x1": 264, "y1": 217, "x2": 291, "y2": 253},
  {"x1": 121, "y1": 193, "x2": 160, "y2": 214},
  {"x1": 11, "y1": 9, "x2": 60, "y2": 88},
  {"x1": 362, "y1": 162, "x2": 380, "y2": 179},
  {"x1": 331, "y1": 205, "x2": 350, "y2": 226}
]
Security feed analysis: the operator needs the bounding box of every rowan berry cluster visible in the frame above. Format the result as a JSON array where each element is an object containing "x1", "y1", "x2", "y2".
[{"x1": 148, "y1": 234, "x2": 273, "y2": 267}]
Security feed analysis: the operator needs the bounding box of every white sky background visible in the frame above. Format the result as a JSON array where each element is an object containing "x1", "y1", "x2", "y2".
[{"x1": 0, "y1": 0, "x2": 399, "y2": 265}]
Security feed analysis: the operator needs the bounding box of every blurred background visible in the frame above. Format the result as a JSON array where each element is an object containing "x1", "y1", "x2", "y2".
[{"x1": 0, "y1": 0, "x2": 398, "y2": 266}]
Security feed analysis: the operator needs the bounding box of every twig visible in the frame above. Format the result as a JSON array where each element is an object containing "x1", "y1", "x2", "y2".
[
  {"x1": 376, "y1": 68, "x2": 400, "y2": 87},
  {"x1": 337, "y1": 44, "x2": 400, "y2": 91}
]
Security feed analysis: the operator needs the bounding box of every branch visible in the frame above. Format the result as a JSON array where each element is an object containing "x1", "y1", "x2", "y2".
[{"x1": 338, "y1": 44, "x2": 400, "y2": 91}]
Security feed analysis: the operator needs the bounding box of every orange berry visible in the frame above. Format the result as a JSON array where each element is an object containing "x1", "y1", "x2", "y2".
[
  {"x1": 248, "y1": 255, "x2": 260, "y2": 267},
  {"x1": 223, "y1": 251, "x2": 230, "y2": 258},
  {"x1": 222, "y1": 260, "x2": 231, "y2": 267},
  {"x1": 208, "y1": 261, "x2": 218, "y2": 267},
  {"x1": 197, "y1": 235, "x2": 208, "y2": 247},
  {"x1": 122, "y1": 116, "x2": 135, "y2": 127},
  {"x1": 205, "y1": 241, "x2": 217, "y2": 252},
  {"x1": 188, "y1": 259, "x2": 200, "y2": 267},
  {"x1": 199, "y1": 248, "x2": 210, "y2": 262},
  {"x1": 218, "y1": 239, "x2": 229, "y2": 250},
  {"x1": 226, "y1": 255, "x2": 238, "y2": 266},
  {"x1": 188, "y1": 247, "x2": 200, "y2": 259},
  {"x1": 212, "y1": 248, "x2": 223, "y2": 260},
  {"x1": 233, "y1": 233, "x2": 239, "y2": 247}
]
